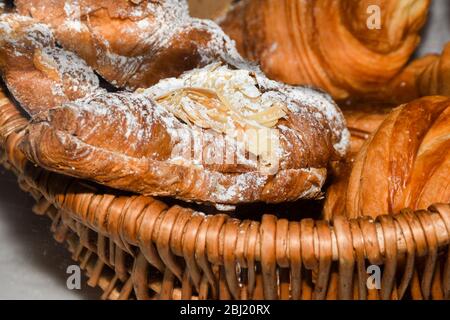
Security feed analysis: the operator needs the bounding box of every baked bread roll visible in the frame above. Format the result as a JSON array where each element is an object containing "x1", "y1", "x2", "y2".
[
  {"x1": 324, "y1": 96, "x2": 450, "y2": 219},
  {"x1": 20, "y1": 64, "x2": 349, "y2": 210},
  {"x1": 221, "y1": 0, "x2": 430, "y2": 100},
  {"x1": 0, "y1": 14, "x2": 101, "y2": 115},
  {"x1": 16, "y1": 0, "x2": 248, "y2": 90}
]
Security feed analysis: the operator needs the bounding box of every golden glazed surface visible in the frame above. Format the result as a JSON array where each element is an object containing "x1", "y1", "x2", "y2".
[
  {"x1": 324, "y1": 96, "x2": 450, "y2": 219},
  {"x1": 221, "y1": 0, "x2": 433, "y2": 101}
]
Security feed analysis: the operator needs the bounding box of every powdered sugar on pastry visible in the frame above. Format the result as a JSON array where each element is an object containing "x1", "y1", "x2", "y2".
[
  {"x1": 21, "y1": 63, "x2": 341, "y2": 208},
  {"x1": 16, "y1": 0, "x2": 254, "y2": 89},
  {"x1": 146, "y1": 63, "x2": 349, "y2": 161},
  {"x1": 0, "y1": 14, "x2": 101, "y2": 115}
]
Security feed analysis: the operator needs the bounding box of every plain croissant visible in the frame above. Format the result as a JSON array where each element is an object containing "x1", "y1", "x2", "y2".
[
  {"x1": 324, "y1": 96, "x2": 450, "y2": 219},
  {"x1": 221, "y1": 0, "x2": 432, "y2": 101},
  {"x1": 20, "y1": 64, "x2": 349, "y2": 209},
  {"x1": 378, "y1": 43, "x2": 450, "y2": 104}
]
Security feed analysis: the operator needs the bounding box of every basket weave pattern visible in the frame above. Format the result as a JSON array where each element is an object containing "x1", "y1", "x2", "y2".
[{"x1": 0, "y1": 93, "x2": 449, "y2": 300}]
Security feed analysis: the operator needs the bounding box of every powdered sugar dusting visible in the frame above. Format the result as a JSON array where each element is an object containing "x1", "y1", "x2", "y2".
[
  {"x1": 0, "y1": 13, "x2": 101, "y2": 114},
  {"x1": 41, "y1": 46, "x2": 100, "y2": 95},
  {"x1": 147, "y1": 63, "x2": 349, "y2": 158}
]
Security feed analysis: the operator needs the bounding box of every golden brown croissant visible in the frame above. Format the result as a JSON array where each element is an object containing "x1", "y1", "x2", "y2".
[
  {"x1": 20, "y1": 64, "x2": 349, "y2": 209},
  {"x1": 16, "y1": 0, "x2": 248, "y2": 90},
  {"x1": 377, "y1": 42, "x2": 450, "y2": 104},
  {"x1": 221, "y1": 0, "x2": 431, "y2": 100},
  {"x1": 340, "y1": 102, "x2": 392, "y2": 155},
  {"x1": 0, "y1": 14, "x2": 101, "y2": 115},
  {"x1": 324, "y1": 96, "x2": 450, "y2": 219},
  {"x1": 324, "y1": 103, "x2": 391, "y2": 220}
]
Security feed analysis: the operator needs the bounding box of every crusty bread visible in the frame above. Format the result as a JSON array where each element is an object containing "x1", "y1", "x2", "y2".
[
  {"x1": 20, "y1": 64, "x2": 349, "y2": 209},
  {"x1": 0, "y1": 14, "x2": 101, "y2": 115},
  {"x1": 16, "y1": 0, "x2": 249, "y2": 90},
  {"x1": 324, "y1": 96, "x2": 450, "y2": 219}
]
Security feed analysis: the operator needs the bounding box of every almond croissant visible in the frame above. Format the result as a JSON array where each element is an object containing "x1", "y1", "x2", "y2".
[
  {"x1": 20, "y1": 64, "x2": 349, "y2": 209},
  {"x1": 221, "y1": 0, "x2": 431, "y2": 101},
  {"x1": 0, "y1": 14, "x2": 101, "y2": 115},
  {"x1": 16, "y1": 0, "x2": 248, "y2": 90},
  {"x1": 324, "y1": 96, "x2": 450, "y2": 219}
]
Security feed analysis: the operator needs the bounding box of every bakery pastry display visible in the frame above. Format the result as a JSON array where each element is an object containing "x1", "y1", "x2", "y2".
[
  {"x1": 20, "y1": 64, "x2": 349, "y2": 209},
  {"x1": 221, "y1": 0, "x2": 431, "y2": 101},
  {"x1": 324, "y1": 96, "x2": 450, "y2": 219},
  {"x1": 0, "y1": 14, "x2": 101, "y2": 115},
  {"x1": 1, "y1": 1, "x2": 349, "y2": 210},
  {"x1": 0, "y1": 0, "x2": 448, "y2": 302},
  {"x1": 16, "y1": 0, "x2": 248, "y2": 90}
]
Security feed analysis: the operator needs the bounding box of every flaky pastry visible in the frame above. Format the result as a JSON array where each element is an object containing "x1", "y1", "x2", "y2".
[
  {"x1": 221, "y1": 0, "x2": 431, "y2": 101},
  {"x1": 16, "y1": 0, "x2": 249, "y2": 90},
  {"x1": 324, "y1": 96, "x2": 450, "y2": 219},
  {"x1": 21, "y1": 64, "x2": 349, "y2": 209}
]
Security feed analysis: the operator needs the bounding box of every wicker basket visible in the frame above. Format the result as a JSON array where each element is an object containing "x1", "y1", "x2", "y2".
[{"x1": 0, "y1": 90, "x2": 449, "y2": 300}]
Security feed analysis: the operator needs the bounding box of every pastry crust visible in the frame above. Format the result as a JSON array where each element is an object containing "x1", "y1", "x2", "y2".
[
  {"x1": 221, "y1": 0, "x2": 431, "y2": 100},
  {"x1": 20, "y1": 64, "x2": 349, "y2": 209},
  {"x1": 324, "y1": 102, "x2": 391, "y2": 220},
  {"x1": 16, "y1": 0, "x2": 249, "y2": 90},
  {"x1": 324, "y1": 96, "x2": 450, "y2": 219},
  {"x1": 340, "y1": 102, "x2": 392, "y2": 155},
  {"x1": 0, "y1": 14, "x2": 101, "y2": 115},
  {"x1": 378, "y1": 42, "x2": 450, "y2": 104}
]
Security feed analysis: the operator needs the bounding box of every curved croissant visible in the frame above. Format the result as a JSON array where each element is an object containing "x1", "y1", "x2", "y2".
[
  {"x1": 324, "y1": 96, "x2": 450, "y2": 219},
  {"x1": 16, "y1": 0, "x2": 248, "y2": 91},
  {"x1": 20, "y1": 64, "x2": 349, "y2": 210},
  {"x1": 221, "y1": 0, "x2": 431, "y2": 100},
  {"x1": 379, "y1": 42, "x2": 450, "y2": 104}
]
